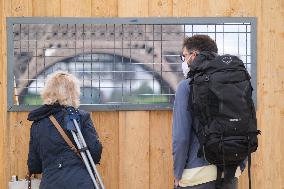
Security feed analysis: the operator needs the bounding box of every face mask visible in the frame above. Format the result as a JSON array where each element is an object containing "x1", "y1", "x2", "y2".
[
  {"x1": 181, "y1": 55, "x2": 193, "y2": 78},
  {"x1": 182, "y1": 61, "x2": 190, "y2": 78}
]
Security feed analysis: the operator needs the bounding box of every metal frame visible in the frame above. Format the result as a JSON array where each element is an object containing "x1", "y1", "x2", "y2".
[{"x1": 7, "y1": 17, "x2": 257, "y2": 112}]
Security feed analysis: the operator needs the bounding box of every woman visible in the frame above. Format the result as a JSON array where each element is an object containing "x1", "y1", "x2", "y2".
[{"x1": 27, "y1": 71, "x2": 102, "y2": 189}]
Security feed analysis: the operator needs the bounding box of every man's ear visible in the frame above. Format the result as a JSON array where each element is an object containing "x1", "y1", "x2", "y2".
[{"x1": 192, "y1": 51, "x2": 198, "y2": 59}]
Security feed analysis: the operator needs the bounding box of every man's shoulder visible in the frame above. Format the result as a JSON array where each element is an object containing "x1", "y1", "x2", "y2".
[{"x1": 176, "y1": 79, "x2": 191, "y2": 93}]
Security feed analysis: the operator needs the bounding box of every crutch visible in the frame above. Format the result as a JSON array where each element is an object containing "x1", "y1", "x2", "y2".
[{"x1": 67, "y1": 107, "x2": 105, "y2": 189}]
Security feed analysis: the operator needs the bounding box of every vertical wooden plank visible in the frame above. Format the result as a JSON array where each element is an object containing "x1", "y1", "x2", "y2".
[
  {"x1": 32, "y1": 0, "x2": 61, "y2": 16},
  {"x1": 149, "y1": 111, "x2": 173, "y2": 189},
  {"x1": 118, "y1": 0, "x2": 148, "y2": 17},
  {"x1": 60, "y1": 0, "x2": 91, "y2": 17},
  {"x1": 119, "y1": 111, "x2": 150, "y2": 189},
  {"x1": 4, "y1": 112, "x2": 31, "y2": 189},
  {"x1": 2, "y1": 0, "x2": 12, "y2": 188},
  {"x1": 92, "y1": 112, "x2": 119, "y2": 189},
  {"x1": 0, "y1": 0, "x2": 5, "y2": 187},
  {"x1": 239, "y1": 1, "x2": 262, "y2": 189},
  {"x1": 4, "y1": 0, "x2": 32, "y2": 187},
  {"x1": 6, "y1": 113, "x2": 30, "y2": 179},
  {"x1": 3, "y1": 113, "x2": 13, "y2": 189},
  {"x1": 254, "y1": 6, "x2": 265, "y2": 188},
  {"x1": 148, "y1": 0, "x2": 172, "y2": 17},
  {"x1": 257, "y1": 0, "x2": 284, "y2": 188},
  {"x1": 91, "y1": 0, "x2": 118, "y2": 17}
]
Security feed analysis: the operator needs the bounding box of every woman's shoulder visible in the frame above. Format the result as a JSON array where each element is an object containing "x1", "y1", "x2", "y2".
[
  {"x1": 78, "y1": 109, "x2": 91, "y2": 122},
  {"x1": 78, "y1": 109, "x2": 89, "y2": 116},
  {"x1": 27, "y1": 103, "x2": 63, "y2": 121}
]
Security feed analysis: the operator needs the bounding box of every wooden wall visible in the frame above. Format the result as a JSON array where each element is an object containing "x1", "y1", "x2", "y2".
[{"x1": 0, "y1": 0, "x2": 283, "y2": 188}]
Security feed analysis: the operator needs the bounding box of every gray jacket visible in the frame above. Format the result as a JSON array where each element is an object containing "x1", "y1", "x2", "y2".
[{"x1": 172, "y1": 79, "x2": 209, "y2": 180}]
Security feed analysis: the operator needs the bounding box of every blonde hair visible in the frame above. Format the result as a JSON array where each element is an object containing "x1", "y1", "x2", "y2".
[{"x1": 41, "y1": 71, "x2": 80, "y2": 108}]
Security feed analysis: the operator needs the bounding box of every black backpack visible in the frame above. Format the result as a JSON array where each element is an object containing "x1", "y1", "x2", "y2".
[{"x1": 187, "y1": 51, "x2": 260, "y2": 189}]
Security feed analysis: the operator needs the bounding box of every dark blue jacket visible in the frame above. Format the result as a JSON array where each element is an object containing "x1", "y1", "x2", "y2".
[{"x1": 27, "y1": 104, "x2": 102, "y2": 189}]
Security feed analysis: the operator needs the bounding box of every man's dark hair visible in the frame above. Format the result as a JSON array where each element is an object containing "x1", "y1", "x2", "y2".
[{"x1": 183, "y1": 35, "x2": 218, "y2": 53}]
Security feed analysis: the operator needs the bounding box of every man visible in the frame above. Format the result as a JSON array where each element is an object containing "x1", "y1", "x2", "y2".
[{"x1": 172, "y1": 35, "x2": 239, "y2": 189}]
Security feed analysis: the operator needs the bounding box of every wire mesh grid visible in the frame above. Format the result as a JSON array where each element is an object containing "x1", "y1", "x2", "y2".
[{"x1": 7, "y1": 18, "x2": 255, "y2": 111}]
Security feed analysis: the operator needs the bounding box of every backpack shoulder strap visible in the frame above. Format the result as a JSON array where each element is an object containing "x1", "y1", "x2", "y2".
[{"x1": 49, "y1": 115, "x2": 80, "y2": 156}]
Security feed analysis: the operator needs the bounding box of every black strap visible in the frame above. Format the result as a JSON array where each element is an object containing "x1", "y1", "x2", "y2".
[
  {"x1": 221, "y1": 135, "x2": 226, "y2": 175},
  {"x1": 247, "y1": 134, "x2": 253, "y2": 189},
  {"x1": 224, "y1": 165, "x2": 238, "y2": 184},
  {"x1": 215, "y1": 166, "x2": 223, "y2": 189},
  {"x1": 187, "y1": 84, "x2": 193, "y2": 112},
  {"x1": 215, "y1": 135, "x2": 226, "y2": 189},
  {"x1": 248, "y1": 152, "x2": 252, "y2": 189}
]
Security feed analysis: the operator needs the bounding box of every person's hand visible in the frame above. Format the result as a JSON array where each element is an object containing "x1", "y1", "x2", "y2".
[{"x1": 174, "y1": 178, "x2": 180, "y2": 188}]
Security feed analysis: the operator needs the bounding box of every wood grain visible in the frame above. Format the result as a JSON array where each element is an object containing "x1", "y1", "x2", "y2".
[{"x1": 0, "y1": 0, "x2": 283, "y2": 188}]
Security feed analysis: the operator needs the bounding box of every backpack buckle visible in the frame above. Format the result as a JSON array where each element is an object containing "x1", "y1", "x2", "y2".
[{"x1": 205, "y1": 75, "x2": 210, "y2": 81}]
